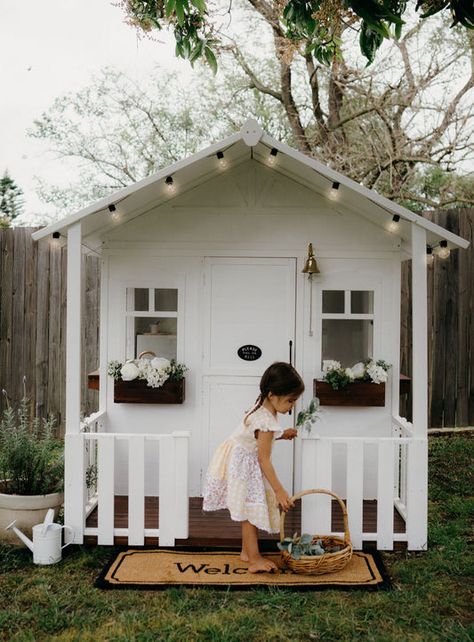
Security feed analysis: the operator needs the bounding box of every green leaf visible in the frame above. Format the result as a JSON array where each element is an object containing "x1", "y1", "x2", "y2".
[
  {"x1": 175, "y1": 0, "x2": 185, "y2": 25},
  {"x1": 190, "y1": 0, "x2": 207, "y2": 12},
  {"x1": 165, "y1": 0, "x2": 176, "y2": 18},
  {"x1": 205, "y1": 46, "x2": 218, "y2": 74}
]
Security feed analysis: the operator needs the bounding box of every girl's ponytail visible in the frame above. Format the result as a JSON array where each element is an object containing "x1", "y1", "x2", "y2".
[{"x1": 243, "y1": 362, "x2": 304, "y2": 425}]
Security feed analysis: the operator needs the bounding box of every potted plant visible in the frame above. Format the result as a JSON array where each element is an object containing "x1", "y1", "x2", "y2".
[
  {"x1": 0, "y1": 392, "x2": 64, "y2": 546},
  {"x1": 314, "y1": 359, "x2": 391, "y2": 406},
  {"x1": 108, "y1": 355, "x2": 188, "y2": 404}
]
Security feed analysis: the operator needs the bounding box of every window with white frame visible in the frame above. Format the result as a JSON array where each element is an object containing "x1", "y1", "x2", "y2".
[
  {"x1": 125, "y1": 288, "x2": 178, "y2": 360},
  {"x1": 321, "y1": 290, "x2": 374, "y2": 367}
]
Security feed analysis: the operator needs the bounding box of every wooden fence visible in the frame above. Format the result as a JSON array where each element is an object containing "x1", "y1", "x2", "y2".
[
  {"x1": 0, "y1": 227, "x2": 99, "y2": 435},
  {"x1": 1, "y1": 212, "x2": 473, "y2": 433}
]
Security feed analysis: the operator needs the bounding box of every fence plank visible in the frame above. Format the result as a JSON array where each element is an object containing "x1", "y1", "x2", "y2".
[
  {"x1": 128, "y1": 436, "x2": 145, "y2": 545},
  {"x1": 35, "y1": 239, "x2": 50, "y2": 420},
  {"x1": 346, "y1": 441, "x2": 364, "y2": 549},
  {"x1": 443, "y1": 211, "x2": 459, "y2": 426},
  {"x1": 0, "y1": 229, "x2": 13, "y2": 412},
  {"x1": 377, "y1": 441, "x2": 395, "y2": 550},
  {"x1": 98, "y1": 435, "x2": 115, "y2": 545},
  {"x1": 158, "y1": 436, "x2": 176, "y2": 546}
]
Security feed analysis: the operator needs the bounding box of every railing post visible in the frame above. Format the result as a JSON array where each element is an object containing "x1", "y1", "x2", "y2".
[
  {"x1": 64, "y1": 433, "x2": 85, "y2": 544},
  {"x1": 346, "y1": 441, "x2": 364, "y2": 549},
  {"x1": 377, "y1": 441, "x2": 395, "y2": 550},
  {"x1": 128, "y1": 435, "x2": 145, "y2": 545}
]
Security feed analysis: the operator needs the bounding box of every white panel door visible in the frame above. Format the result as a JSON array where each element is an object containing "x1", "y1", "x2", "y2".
[{"x1": 202, "y1": 257, "x2": 297, "y2": 495}]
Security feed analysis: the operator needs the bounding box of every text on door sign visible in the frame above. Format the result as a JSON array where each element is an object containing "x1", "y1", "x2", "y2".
[{"x1": 237, "y1": 345, "x2": 262, "y2": 361}]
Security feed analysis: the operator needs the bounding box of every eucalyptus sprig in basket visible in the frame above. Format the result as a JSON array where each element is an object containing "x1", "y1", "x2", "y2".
[{"x1": 278, "y1": 488, "x2": 353, "y2": 575}]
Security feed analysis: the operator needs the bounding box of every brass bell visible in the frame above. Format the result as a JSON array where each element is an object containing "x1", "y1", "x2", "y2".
[{"x1": 302, "y1": 243, "x2": 320, "y2": 275}]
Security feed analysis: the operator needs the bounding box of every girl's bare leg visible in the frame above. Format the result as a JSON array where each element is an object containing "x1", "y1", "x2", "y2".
[{"x1": 241, "y1": 521, "x2": 278, "y2": 572}]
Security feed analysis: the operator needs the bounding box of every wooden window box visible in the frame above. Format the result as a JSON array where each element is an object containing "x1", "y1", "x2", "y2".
[
  {"x1": 114, "y1": 378, "x2": 185, "y2": 404},
  {"x1": 314, "y1": 379, "x2": 385, "y2": 407}
]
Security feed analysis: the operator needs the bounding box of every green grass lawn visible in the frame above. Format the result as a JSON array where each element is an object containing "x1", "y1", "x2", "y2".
[{"x1": 1, "y1": 436, "x2": 473, "y2": 642}]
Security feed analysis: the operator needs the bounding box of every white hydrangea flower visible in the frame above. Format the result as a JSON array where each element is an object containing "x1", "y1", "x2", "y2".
[
  {"x1": 345, "y1": 367, "x2": 355, "y2": 380},
  {"x1": 150, "y1": 357, "x2": 170, "y2": 372},
  {"x1": 322, "y1": 360, "x2": 341, "y2": 374},
  {"x1": 350, "y1": 362, "x2": 366, "y2": 379},
  {"x1": 121, "y1": 361, "x2": 139, "y2": 381},
  {"x1": 367, "y1": 363, "x2": 388, "y2": 384},
  {"x1": 145, "y1": 369, "x2": 169, "y2": 388}
]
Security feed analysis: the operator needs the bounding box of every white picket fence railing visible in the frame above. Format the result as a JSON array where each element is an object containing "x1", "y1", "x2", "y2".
[
  {"x1": 65, "y1": 415, "x2": 190, "y2": 546},
  {"x1": 301, "y1": 416, "x2": 427, "y2": 551}
]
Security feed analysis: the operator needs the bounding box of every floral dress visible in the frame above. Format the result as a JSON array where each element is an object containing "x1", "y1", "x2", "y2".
[{"x1": 202, "y1": 406, "x2": 283, "y2": 533}]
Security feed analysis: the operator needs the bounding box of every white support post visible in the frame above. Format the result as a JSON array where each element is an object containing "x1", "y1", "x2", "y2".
[
  {"x1": 64, "y1": 434, "x2": 85, "y2": 544},
  {"x1": 98, "y1": 256, "x2": 109, "y2": 415},
  {"x1": 158, "y1": 436, "x2": 176, "y2": 546},
  {"x1": 411, "y1": 224, "x2": 428, "y2": 437},
  {"x1": 406, "y1": 439, "x2": 428, "y2": 550},
  {"x1": 409, "y1": 224, "x2": 428, "y2": 549},
  {"x1": 64, "y1": 222, "x2": 83, "y2": 543},
  {"x1": 65, "y1": 222, "x2": 82, "y2": 434}
]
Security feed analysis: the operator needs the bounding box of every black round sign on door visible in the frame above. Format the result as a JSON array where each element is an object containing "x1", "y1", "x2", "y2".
[{"x1": 237, "y1": 345, "x2": 262, "y2": 361}]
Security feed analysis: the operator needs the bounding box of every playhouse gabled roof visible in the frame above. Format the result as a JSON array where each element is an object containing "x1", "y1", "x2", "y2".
[{"x1": 32, "y1": 119, "x2": 469, "y2": 253}]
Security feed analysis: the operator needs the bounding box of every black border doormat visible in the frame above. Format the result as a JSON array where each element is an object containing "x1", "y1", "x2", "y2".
[{"x1": 95, "y1": 546, "x2": 391, "y2": 591}]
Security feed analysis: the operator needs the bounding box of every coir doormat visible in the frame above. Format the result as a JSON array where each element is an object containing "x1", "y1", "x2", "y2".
[{"x1": 95, "y1": 547, "x2": 391, "y2": 591}]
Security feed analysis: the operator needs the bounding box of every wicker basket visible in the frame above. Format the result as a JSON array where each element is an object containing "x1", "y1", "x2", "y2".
[{"x1": 280, "y1": 488, "x2": 353, "y2": 575}]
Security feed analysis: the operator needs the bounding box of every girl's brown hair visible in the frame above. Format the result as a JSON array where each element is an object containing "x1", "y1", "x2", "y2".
[{"x1": 244, "y1": 362, "x2": 305, "y2": 424}]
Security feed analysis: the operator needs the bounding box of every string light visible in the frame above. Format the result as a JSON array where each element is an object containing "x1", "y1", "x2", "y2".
[
  {"x1": 108, "y1": 203, "x2": 120, "y2": 221},
  {"x1": 437, "y1": 240, "x2": 450, "y2": 259},
  {"x1": 388, "y1": 214, "x2": 400, "y2": 232},
  {"x1": 268, "y1": 148, "x2": 278, "y2": 165},
  {"x1": 165, "y1": 176, "x2": 176, "y2": 194},
  {"x1": 426, "y1": 245, "x2": 434, "y2": 266},
  {"x1": 216, "y1": 151, "x2": 228, "y2": 169},
  {"x1": 50, "y1": 231, "x2": 61, "y2": 248},
  {"x1": 328, "y1": 181, "x2": 340, "y2": 200}
]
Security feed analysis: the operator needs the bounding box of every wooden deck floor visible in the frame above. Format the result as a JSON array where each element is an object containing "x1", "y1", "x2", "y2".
[{"x1": 85, "y1": 497, "x2": 406, "y2": 550}]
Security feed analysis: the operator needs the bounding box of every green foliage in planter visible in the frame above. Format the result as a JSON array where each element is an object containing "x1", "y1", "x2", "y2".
[{"x1": 0, "y1": 396, "x2": 63, "y2": 495}]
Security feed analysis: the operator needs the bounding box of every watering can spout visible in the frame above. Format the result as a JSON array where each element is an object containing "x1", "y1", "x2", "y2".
[{"x1": 5, "y1": 521, "x2": 34, "y2": 552}]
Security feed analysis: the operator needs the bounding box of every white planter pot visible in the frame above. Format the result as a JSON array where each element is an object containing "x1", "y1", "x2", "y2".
[{"x1": 0, "y1": 485, "x2": 64, "y2": 546}]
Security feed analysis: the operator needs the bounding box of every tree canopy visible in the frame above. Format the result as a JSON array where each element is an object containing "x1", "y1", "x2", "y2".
[
  {"x1": 0, "y1": 171, "x2": 24, "y2": 227},
  {"x1": 118, "y1": 0, "x2": 474, "y2": 70},
  {"x1": 30, "y1": 11, "x2": 473, "y2": 217}
]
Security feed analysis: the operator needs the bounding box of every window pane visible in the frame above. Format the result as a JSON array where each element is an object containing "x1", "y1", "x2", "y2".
[
  {"x1": 154, "y1": 288, "x2": 177, "y2": 312},
  {"x1": 322, "y1": 290, "x2": 345, "y2": 313},
  {"x1": 351, "y1": 291, "x2": 374, "y2": 314},
  {"x1": 126, "y1": 287, "x2": 149, "y2": 312},
  {"x1": 134, "y1": 316, "x2": 177, "y2": 360},
  {"x1": 322, "y1": 319, "x2": 373, "y2": 367}
]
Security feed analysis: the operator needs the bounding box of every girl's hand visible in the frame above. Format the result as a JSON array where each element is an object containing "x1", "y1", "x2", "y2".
[
  {"x1": 276, "y1": 488, "x2": 294, "y2": 512},
  {"x1": 277, "y1": 428, "x2": 298, "y2": 441}
]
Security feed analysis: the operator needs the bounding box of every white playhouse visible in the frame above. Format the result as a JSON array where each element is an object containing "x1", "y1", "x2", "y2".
[{"x1": 33, "y1": 119, "x2": 469, "y2": 551}]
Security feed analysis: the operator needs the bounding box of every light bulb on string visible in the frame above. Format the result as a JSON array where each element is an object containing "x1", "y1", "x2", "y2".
[
  {"x1": 50, "y1": 231, "x2": 61, "y2": 249},
  {"x1": 328, "y1": 181, "x2": 340, "y2": 200},
  {"x1": 108, "y1": 204, "x2": 120, "y2": 222},
  {"x1": 165, "y1": 176, "x2": 176, "y2": 194},
  {"x1": 426, "y1": 245, "x2": 434, "y2": 266},
  {"x1": 388, "y1": 214, "x2": 400, "y2": 233},
  {"x1": 268, "y1": 148, "x2": 278, "y2": 165},
  {"x1": 437, "y1": 240, "x2": 450, "y2": 259},
  {"x1": 216, "y1": 151, "x2": 228, "y2": 169}
]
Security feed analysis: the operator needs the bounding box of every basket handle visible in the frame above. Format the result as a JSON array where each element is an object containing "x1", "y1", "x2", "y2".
[
  {"x1": 138, "y1": 351, "x2": 156, "y2": 359},
  {"x1": 279, "y1": 488, "x2": 351, "y2": 547}
]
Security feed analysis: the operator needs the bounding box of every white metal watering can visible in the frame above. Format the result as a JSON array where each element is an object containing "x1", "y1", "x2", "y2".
[{"x1": 5, "y1": 509, "x2": 74, "y2": 565}]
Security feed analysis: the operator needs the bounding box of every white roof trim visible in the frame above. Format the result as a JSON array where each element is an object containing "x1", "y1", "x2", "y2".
[{"x1": 32, "y1": 118, "x2": 469, "y2": 250}]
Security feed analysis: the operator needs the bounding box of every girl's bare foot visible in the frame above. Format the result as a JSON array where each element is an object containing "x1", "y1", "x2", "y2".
[
  {"x1": 240, "y1": 551, "x2": 249, "y2": 562},
  {"x1": 247, "y1": 556, "x2": 279, "y2": 573}
]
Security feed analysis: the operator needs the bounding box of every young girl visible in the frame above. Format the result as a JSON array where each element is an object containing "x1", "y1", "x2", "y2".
[{"x1": 202, "y1": 362, "x2": 305, "y2": 573}]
